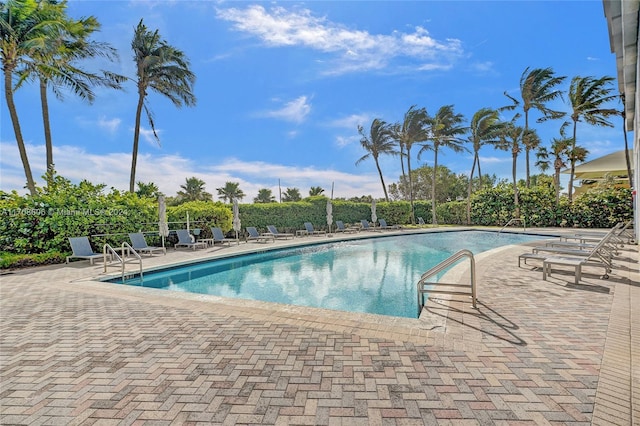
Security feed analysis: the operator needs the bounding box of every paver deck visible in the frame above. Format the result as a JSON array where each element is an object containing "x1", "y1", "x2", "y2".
[{"x1": 1, "y1": 227, "x2": 637, "y2": 425}]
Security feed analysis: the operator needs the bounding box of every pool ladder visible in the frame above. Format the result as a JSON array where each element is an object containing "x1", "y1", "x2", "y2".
[
  {"x1": 416, "y1": 249, "x2": 477, "y2": 317},
  {"x1": 103, "y1": 243, "x2": 143, "y2": 282}
]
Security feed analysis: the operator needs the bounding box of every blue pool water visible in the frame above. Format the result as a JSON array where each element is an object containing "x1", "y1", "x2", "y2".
[{"x1": 112, "y1": 231, "x2": 546, "y2": 318}]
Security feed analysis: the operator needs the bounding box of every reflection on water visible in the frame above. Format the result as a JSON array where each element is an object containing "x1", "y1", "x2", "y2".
[{"x1": 118, "y1": 231, "x2": 543, "y2": 318}]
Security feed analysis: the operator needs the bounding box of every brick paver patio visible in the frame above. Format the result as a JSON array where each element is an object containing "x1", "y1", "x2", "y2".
[{"x1": 1, "y1": 228, "x2": 637, "y2": 425}]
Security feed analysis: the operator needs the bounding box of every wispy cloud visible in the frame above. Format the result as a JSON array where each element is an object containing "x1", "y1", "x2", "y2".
[
  {"x1": 217, "y1": 5, "x2": 464, "y2": 75},
  {"x1": 0, "y1": 143, "x2": 384, "y2": 199},
  {"x1": 262, "y1": 96, "x2": 312, "y2": 123},
  {"x1": 97, "y1": 116, "x2": 121, "y2": 134},
  {"x1": 329, "y1": 113, "x2": 372, "y2": 130}
]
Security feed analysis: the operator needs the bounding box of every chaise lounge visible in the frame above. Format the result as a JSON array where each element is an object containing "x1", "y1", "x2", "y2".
[
  {"x1": 246, "y1": 226, "x2": 275, "y2": 243},
  {"x1": 175, "y1": 229, "x2": 208, "y2": 250},
  {"x1": 129, "y1": 232, "x2": 166, "y2": 256},
  {"x1": 66, "y1": 236, "x2": 105, "y2": 265}
]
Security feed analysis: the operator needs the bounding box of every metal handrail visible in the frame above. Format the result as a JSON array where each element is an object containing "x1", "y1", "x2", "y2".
[
  {"x1": 416, "y1": 249, "x2": 477, "y2": 317},
  {"x1": 121, "y1": 242, "x2": 143, "y2": 282},
  {"x1": 499, "y1": 218, "x2": 526, "y2": 233},
  {"x1": 103, "y1": 243, "x2": 143, "y2": 282}
]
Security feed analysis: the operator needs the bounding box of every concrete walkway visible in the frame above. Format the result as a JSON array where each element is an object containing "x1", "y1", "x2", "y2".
[{"x1": 1, "y1": 228, "x2": 637, "y2": 425}]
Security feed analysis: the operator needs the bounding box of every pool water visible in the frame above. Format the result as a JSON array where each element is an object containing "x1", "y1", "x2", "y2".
[{"x1": 112, "y1": 231, "x2": 545, "y2": 318}]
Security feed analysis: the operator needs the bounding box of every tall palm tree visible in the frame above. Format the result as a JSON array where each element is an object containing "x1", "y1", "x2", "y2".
[
  {"x1": 499, "y1": 122, "x2": 524, "y2": 218},
  {"x1": 130, "y1": 19, "x2": 196, "y2": 192},
  {"x1": 419, "y1": 105, "x2": 468, "y2": 225},
  {"x1": 356, "y1": 118, "x2": 396, "y2": 202},
  {"x1": 282, "y1": 187, "x2": 301, "y2": 202},
  {"x1": 503, "y1": 67, "x2": 566, "y2": 188},
  {"x1": 567, "y1": 75, "x2": 617, "y2": 201},
  {"x1": 535, "y1": 122, "x2": 572, "y2": 206},
  {"x1": 20, "y1": 6, "x2": 124, "y2": 176},
  {"x1": 1, "y1": 0, "x2": 64, "y2": 195},
  {"x1": 390, "y1": 105, "x2": 429, "y2": 223},
  {"x1": 308, "y1": 186, "x2": 324, "y2": 197},
  {"x1": 177, "y1": 177, "x2": 211, "y2": 202},
  {"x1": 216, "y1": 181, "x2": 244, "y2": 203},
  {"x1": 465, "y1": 107, "x2": 505, "y2": 224},
  {"x1": 254, "y1": 188, "x2": 276, "y2": 203}
]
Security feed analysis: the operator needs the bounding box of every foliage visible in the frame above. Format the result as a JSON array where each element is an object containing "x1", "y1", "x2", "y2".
[
  {"x1": 166, "y1": 200, "x2": 232, "y2": 239},
  {"x1": 308, "y1": 186, "x2": 325, "y2": 196},
  {"x1": 0, "y1": 174, "x2": 156, "y2": 255},
  {"x1": 0, "y1": 250, "x2": 66, "y2": 269},
  {"x1": 136, "y1": 181, "x2": 162, "y2": 199},
  {"x1": 175, "y1": 176, "x2": 211, "y2": 203},
  {"x1": 388, "y1": 165, "x2": 467, "y2": 203},
  {"x1": 216, "y1": 181, "x2": 244, "y2": 203},
  {"x1": 282, "y1": 187, "x2": 301, "y2": 202},
  {"x1": 254, "y1": 188, "x2": 276, "y2": 203}
]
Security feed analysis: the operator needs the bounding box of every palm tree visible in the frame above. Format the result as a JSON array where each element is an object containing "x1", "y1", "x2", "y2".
[
  {"x1": 129, "y1": 19, "x2": 196, "y2": 193},
  {"x1": 419, "y1": 105, "x2": 468, "y2": 225},
  {"x1": 1, "y1": 0, "x2": 64, "y2": 195},
  {"x1": 465, "y1": 107, "x2": 506, "y2": 224},
  {"x1": 390, "y1": 105, "x2": 429, "y2": 223},
  {"x1": 282, "y1": 188, "x2": 301, "y2": 202},
  {"x1": 356, "y1": 118, "x2": 397, "y2": 202},
  {"x1": 503, "y1": 67, "x2": 566, "y2": 187},
  {"x1": 254, "y1": 188, "x2": 276, "y2": 203},
  {"x1": 20, "y1": 7, "x2": 125, "y2": 176},
  {"x1": 177, "y1": 177, "x2": 211, "y2": 202},
  {"x1": 309, "y1": 186, "x2": 324, "y2": 196},
  {"x1": 535, "y1": 122, "x2": 572, "y2": 206},
  {"x1": 135, "y1": 181, "x2": 161, "y2": 199},
  {"x1": 567, "y1": 75, "x2": 617, "y2": 201},
  {"x1": 499, "y1": 122, "x2": 524, "y2": 218},
  {"x1": 216, "y1": 181, "x2": 244, "y2": 203}
]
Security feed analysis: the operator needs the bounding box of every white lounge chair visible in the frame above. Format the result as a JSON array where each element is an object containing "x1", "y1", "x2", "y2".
[
  {"x1": 66, "y1": 236, "x2": 104, "y2": 264},
  {"x1": 542, "y1": 233, "x2": 615, "y2": 284},
  {"x1": 129, "y1": 232, "x2": 166, "y2": 256}
]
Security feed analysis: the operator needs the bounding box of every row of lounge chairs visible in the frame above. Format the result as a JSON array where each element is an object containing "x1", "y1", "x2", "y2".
[
  {"x1": 66, "y1": 219, "x2": 406, "y2": 264},
  {"x1": 518, "y1": 220, "x2": 633, "y2": 284}
]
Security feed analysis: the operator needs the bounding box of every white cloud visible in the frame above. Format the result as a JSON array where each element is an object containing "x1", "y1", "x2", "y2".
[
  {"x1": 335, "y1": 135, "x2": 360, "y2": 148},
  {"x1": 139, "y1": 126, "x2": 161, "y2": 145},
  {"x1": 0, "y1": 143, "x2": 385, "y2": 200},
  {"x1": 329, "y1": 113, "x2": 372, "y2": 130},
  {"x1": 97, "y1": 116, "x2": 121, "y2": 134},
  {"x1": 262, "y1": 96, "x2": 311, "y2": 123},
  {"x1": 217, "y1": 5, "x2": 464, "y2": 75}
]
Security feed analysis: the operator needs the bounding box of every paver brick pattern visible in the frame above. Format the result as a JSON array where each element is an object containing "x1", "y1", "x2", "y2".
[{"x1": 0, "y1": 232, "x2": 637, "y2": 425}]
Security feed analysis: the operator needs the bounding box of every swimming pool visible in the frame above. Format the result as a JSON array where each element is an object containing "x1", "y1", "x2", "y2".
[{"x1": 112, "y1": 231, "x2": 546, "y2": 318}]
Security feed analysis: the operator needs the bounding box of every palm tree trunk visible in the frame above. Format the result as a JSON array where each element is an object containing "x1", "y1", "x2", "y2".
[
  {"x1": 512, "y1": 151, "x2": 519, "y2": 218},
  {"x1": 525, "y1": 148, "x2": 531, "y2": 188},
  {"x1": 524, "y1": 113, "x2": 530, "y2": 188},
  {"x1": 406, "y1": 146, "x2": 415, "y2": 224},
  {"x1": 40, "y1": 78, "x2": 54, "y2": 182},
  {"x1": 4, "y1": 68, "x2": 37, "y2": 196},
  {"x1": 477, "y1": 155, "x2": 482, "y2": 187},
  {"x1": 554, "y1": 164, "x2": 561, "y2": 206},
  {"x1": 466, "y1": 155, "x2": 478, "y2": 225},
  {"x1": 374, "y1": 158, "x2": 389, "y2": 202},
  {"x1": 431, "y1": 148, "x2": 438, "y2": 226},
  {"x1": 130, "y1": 92, "x2": 145, "y2": 193},
  {"x1": 567, "y1": 121, "x2": 578, "y2": 202}
]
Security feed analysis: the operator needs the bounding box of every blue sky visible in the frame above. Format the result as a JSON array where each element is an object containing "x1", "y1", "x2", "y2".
[{"x1": 0, "y1": 0, "x2": 625, "y2": 201}]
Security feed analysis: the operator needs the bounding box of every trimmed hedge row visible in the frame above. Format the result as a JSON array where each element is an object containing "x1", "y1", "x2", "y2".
[{"x1": 0, "y1": 179, "x2": 632, "y2": 266}]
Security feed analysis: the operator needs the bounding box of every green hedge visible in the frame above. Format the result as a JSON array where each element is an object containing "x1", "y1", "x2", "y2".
[{"x1": 0, "y1": 177, "x2": 633, "y2": 268}]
